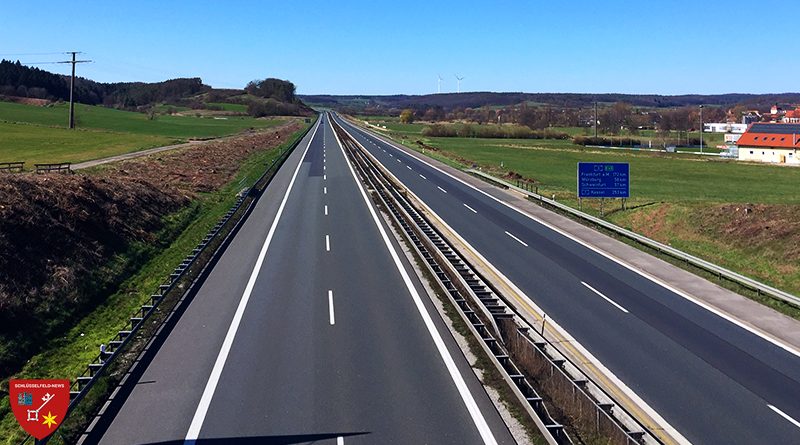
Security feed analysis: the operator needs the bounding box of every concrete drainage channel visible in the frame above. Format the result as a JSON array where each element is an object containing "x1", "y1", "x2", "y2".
[
  {"x1": 332, "y1": 118, "x2": 663, "y2": 445},
  {"x1": 16, "y1": 120, "x2": 316, "y2": 445}
]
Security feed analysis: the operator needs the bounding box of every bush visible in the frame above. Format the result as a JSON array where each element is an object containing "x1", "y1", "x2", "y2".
[
  {"x1": 422, "y1": 123, "x2": 569, "y2": 140},
  {"x1": 573, "y1": 136, "x2": 642, "y2": 147},
  {"x1": 247, "y1": 98, "x2": 302, "y2": 117}
]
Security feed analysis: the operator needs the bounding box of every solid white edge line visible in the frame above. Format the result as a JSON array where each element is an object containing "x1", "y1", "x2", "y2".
[
  {"x1": 463, "y1": 203, "x2": 477, "y2": 214},
  {"x1": 768, "y1": 404, "x2": 800, "y2": 429},
  {"x1": 328, "y1": 290, "x2": 335, "y2": 325},
  {"x1": 504, "y1": 231, "x2": 528, "y2": 247},
  {"x1": 326, "y1": 234, "x2": 330, "y2": 252},
  {"x1": 184, "y1": 117, "x2": 321, "y2": 441},
  {"x1": 581, "y1": 281, "x2": 630, "y2": 314},
  {"x1": 337, "y1": 115, "x2": 690, "y2": 444},
  {"x1": 437, "y1": 186, "x2": 448, "y2": 194},
  {"x1": 345, "y1": 118, "x2": 800, "y2": 360},
  {"x1": 330, "y1": 117, "x2": 498, "y2": 444}
]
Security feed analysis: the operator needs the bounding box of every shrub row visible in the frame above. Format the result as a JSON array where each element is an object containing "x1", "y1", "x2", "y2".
[
  {"x1": 422, "y1": 123, "x2": 570, "y2": 140},
  {"x1": 573, "y1": 136, "x2": 705, "y2": 148}
]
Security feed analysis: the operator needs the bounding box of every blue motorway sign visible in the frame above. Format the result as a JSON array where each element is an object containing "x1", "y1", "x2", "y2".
[{"x1": 577, "y1": 162, "x2": 630, "y2": 198}]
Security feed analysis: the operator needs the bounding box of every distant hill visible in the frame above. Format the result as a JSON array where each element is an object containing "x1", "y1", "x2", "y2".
[
  {"x1": 0, "y1": 60, "x2": 311, "y2": 116},
  {"x1": 301, "y1": 92, "x2": 800, "y2": 112}
]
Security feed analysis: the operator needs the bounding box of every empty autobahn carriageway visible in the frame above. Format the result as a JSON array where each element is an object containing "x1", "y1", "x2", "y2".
[
  {"x1": 93, "y1": 113, "x2": 514, "y2": 444},
  {"x1": 332, "y1": 113, "x2": 800, "y2": 445}
]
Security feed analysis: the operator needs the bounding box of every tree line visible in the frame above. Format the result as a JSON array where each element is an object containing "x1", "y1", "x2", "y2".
[
  {"x1": 0, "y1": 59, "x2": 210, "y2": 107},
  {"x1": 398, "y1": 102, "x2": 728, "y2": 134},
  {"x1": 0, "y1": 61, "x2": 311, "y2": 117},
  {"x1": 304, "y1": 91, "x2": 800, "y2": 112}
]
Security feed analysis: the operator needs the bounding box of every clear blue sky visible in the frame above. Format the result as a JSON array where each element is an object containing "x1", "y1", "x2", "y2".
[{"x1": 1, "y1": 0, "x2": 796, "y2": 96}]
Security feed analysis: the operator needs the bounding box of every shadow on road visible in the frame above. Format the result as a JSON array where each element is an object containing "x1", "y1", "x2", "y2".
[{"x1": 143, "y1": 431, "x2": 370, "y2": 444}]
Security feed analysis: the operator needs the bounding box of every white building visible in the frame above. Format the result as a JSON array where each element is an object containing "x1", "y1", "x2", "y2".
[
  {"x1": 703, "y1": 122, "x2": 748, "y2": 133},
  {"x1": 737, "y1": 123, "x2": 800, "y2": 165},
  {"x1": 725, "y1": 133, "x2": 742, "y2": 144}
]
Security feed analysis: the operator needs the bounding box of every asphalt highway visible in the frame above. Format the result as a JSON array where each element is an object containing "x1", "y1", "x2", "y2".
[
  {"x1": 93, "y1": 114, "x2": 514, "y2": 445},
  {"x1": 333, "y1": 113, "x2": 800, "y2": 444}
]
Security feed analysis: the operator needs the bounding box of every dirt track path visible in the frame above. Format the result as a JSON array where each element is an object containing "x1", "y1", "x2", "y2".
[{"x1": 72, "y1": 139, "x2": 213, "y2": 170}]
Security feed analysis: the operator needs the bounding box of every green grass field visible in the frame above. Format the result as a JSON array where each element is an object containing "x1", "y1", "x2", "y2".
[
  {"x1": 0, "y1": 101, "x2": 277, "y2": 138},
  {"x1": 151, "y1": 104, "x2": 191, "y2": 113},
  {"x1": 0, "y1": 101, "x2": 282, "y2": 166},
  {"x1": 206, "y1": 102, "x2": 248, "y2": 112},
  {"x1": 423, "y1": 138, "x2": 798, "y2": 204},
  {"x1": 0, "y1": 122, "x2": 173, "y2": 165}
]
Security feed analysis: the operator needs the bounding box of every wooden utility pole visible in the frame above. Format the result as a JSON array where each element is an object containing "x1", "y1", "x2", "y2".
[{"x1": 58, "y1": 52, "x2": 91, "y2": 129}]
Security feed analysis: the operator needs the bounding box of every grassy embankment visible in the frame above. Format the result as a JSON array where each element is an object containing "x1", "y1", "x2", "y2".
[
  {"x1": 205, "y1": 102, "x2": 248, "y2": 112},
  {"x1": 356, "y1": 116, "x2": 800, "y2": 303},
  {"x1": 0, "y1": 119, "x2": 311, "y2": 443},
  {"x1": 0, "y1": 101, "x2": 280, "y2": 166}
]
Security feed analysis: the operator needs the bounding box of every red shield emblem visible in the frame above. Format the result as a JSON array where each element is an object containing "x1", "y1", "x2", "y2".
[{"x1": 9, "y1": 379, "x2": 70, "y2": 440}]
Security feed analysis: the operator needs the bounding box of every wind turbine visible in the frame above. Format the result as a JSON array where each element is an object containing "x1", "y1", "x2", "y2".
[
  {"x1": 437, "y1": 74, "x2": 443, "y2": 94},
  {"x1": 454, "y1": 74, "x2": 465, "y2": 93}
]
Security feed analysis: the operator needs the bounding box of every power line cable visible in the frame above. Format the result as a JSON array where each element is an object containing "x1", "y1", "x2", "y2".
[{"x1": 0, "y1": 52, "x2": 65, "y2": 57}]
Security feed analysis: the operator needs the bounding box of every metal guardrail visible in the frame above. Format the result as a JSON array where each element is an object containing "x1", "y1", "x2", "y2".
[
  {"x1": 466, "y1": 168, "x2": 800, "y2": 309},
  {"x1": 17, "y1": 118, "x2": 317, "y2": 445}
]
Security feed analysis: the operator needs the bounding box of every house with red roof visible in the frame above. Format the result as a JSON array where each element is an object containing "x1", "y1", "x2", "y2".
[
  {"x1": 737, "y1": 123, "x2": 800, "y2": 164},
  {"x1": 782, "y1": 107, "x2": 800, "y2": 124}
]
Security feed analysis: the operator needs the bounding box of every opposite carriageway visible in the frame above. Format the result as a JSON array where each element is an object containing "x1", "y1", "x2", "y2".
[{"x1": 332, "y1": 112, "x2": 800, "y2": 445}]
